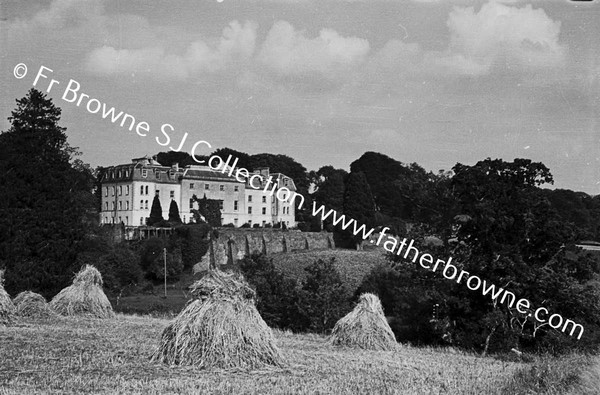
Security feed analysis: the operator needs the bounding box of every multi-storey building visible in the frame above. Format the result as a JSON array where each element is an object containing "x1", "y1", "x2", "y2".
[{"x1": 99, "y1": 156, "x2": 298, "y2": 228}]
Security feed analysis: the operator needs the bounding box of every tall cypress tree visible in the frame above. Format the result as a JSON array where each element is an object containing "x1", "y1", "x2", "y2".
[
  {"x1": 342, "y1": 171, "x2": 376, "y2": 250},
  {"x1": 0, "y1": 88, "x2": 96, "y2": 297},
  {"x1": 168, "y1": 200, "x2": 182, "y2": 223},
  {"x1": 148, "y1": 195, "x2": 164, "y2": 226}
]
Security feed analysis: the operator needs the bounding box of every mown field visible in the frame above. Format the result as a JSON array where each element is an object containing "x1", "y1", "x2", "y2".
[{"x1": 1, "y1": 314, "x2": 598, "y2": 394}]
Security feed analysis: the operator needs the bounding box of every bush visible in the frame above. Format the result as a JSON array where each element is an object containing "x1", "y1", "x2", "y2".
[
  {"x1": 264, "y1": 223, "x2": 273, "y2": 229},
  {"x1": 252, "y1": 223, "x2": 261, "y2": 229},
  {"x1": 172, "y1": 224, "x2": 211, "y2": 270},
  {"x1": 140, "y1": 237, "x2": 184, "y2": 282},
  {"x1": 241, "y1": 223, "x2": 251, "y2": 228},
  {"x1": 299, "y1": 258, "x2": 350, "y2": 333},
  {"x1": 222, "y1": 223, "x2": 235, "y2": 228},
  {"x1": 76, "y1": 245, "x2": 143, "y2": 294},
  {"x1": 356, "y1": 263, "x2": 441, "y2": 345},
  {"x1": 239, "y1": 253, "x2": 305, "y2": 331}
]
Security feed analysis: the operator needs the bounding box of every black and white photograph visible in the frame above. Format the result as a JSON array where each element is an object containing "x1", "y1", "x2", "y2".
[{"x1": 1, "y1": 0, "x2": 599, "y2": 393}]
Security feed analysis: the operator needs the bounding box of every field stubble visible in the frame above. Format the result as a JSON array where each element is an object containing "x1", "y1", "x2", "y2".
[{"x1": 0, "y1": 314, "x2": 528, "y2": 395}]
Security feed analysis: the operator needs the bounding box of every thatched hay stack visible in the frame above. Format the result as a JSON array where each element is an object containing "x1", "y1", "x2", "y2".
[
  {"x1": 0, "y1": 270, "x2": 16, "y2": 325},
  {"x1": 49, "y1": 265, "x2": 114, "y2": 318},
  {"x1": 152, "y1": 270, "x2": 285, "y2": 369},
  {"x1": 330, "y1": 293, "x2": 397, "y2": 351},
  {"x1": 14, "y1": 291, "x2": 55, "y2": 318}
]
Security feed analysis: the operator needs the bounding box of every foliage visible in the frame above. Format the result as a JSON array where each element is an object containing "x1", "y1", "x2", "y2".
[
  {"x1": 140, "y1": 238, "x2": 184, "y2": 281},
  {"x1": 148, "y1": 195, "x2": 164, "y2": 226},
  {"x1": 168, "y1": 200, "x2": 182, "y2": 224},
  {"x1": 239, "y1": 253, "x2": 305, "y2": 331},
  {"x1": 191, "y1": 194, "x2": 222, "y2": 227},
  {"x1": 342, "y1": 171, "x2": 376, "y2": 249},
  {"x1": 0, "y1": 88, "x2": 97, "y2": 298},
  {"x1": 299, "y1": 258, "x2": 350, "y2": 333},
  {"x1": 172, "y1": 223, "x2": 211, "y2": 270},
  {"x1": 155, "y1": 151, "x2": 196, "y2": 167}
]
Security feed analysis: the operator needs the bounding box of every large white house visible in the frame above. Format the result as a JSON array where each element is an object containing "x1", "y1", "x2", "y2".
[{"x1": 99, "y1": 155, "x2": 298, "y2": 228}]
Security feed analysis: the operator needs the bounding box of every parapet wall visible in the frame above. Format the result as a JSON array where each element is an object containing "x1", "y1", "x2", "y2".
[{"x1": 210, "y1": 229, "x2": 335, "y2": 267}]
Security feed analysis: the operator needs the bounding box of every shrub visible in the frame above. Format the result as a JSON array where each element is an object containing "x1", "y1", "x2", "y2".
[
  {"x1": 140, "y1": 237, "x2": 184, "y2": 282},
  {"x1": 241, "y1": 223, "x2": 251, "y2": 228},
  {"x1": 222, "y1": 223, "x2": 235, "y2": 228},
  {"x1": 239, "y1": 253, "x2": 305, "y2": 331},
  {"x1": 172, "y1": 224, "x2": 211, "y2": 270},
  {"x1": 252, "y1": 223, "x2": 261, "y2": 229},
  {"x1": 299, "y1": 258, "x2": 350, "y2": 333}
]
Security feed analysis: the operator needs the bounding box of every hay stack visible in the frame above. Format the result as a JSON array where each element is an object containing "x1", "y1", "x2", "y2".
[
  {"x1": 49, "y1": 265, "x2": 114, "y2": 318},
  {"x1": 152, "y1": 270, "x2": 285, "y2": 369},
  {"x1": 330, "y1": 293, "x2": 397, "y2": 351},
  {"x1": 0, "y1": 270, "x2": 16, "y2": 325},
  {"x1": 14, "y1": 291, "x2": 55, "y2": 318}
]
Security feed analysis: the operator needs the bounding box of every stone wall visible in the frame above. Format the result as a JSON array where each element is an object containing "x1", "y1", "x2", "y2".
[{"x1": 210, "y1": 229, "x2": 335, "y2": 267}]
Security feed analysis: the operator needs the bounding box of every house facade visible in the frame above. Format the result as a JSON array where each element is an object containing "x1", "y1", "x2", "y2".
[{"x1": 99, "y1": 156, "x2": 297, "y2": 228}]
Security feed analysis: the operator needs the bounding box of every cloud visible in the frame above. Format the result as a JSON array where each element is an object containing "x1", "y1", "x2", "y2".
[
  {"x1": 258, "y1": 20, "x2": 370, "y2": 76},
  {"x1": 438, "y1": 1, "x2": 565, "y2": 75},
  {"x1": 86, "y1": 21, "x2": 258, "y2": 79}
]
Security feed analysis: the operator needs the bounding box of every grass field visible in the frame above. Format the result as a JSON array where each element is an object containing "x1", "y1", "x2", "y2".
[{"x1": 1, "y1": 314, "x2": 597, "y2": 394}]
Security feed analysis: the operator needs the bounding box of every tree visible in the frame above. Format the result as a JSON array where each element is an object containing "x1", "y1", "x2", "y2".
[
  {"x1": 168, "y1": 200, "x2": 182, "y2": 223},
  {"x1": 191, "y1": 194, "x2": 222, "y2": 227},
  {"x1": 342, "y1": 171, "x2": 376, "y2": 249},
  {"x1": 299, "y1": 258, "x2": 350, "y2": 333},
  {"x1": 147, "y1": 195, "x2": 164, "y2": 226},
  {"x1": 239, "y1": 253, "x2": 305, "y2": 331},
  {"x1": 155, "y1": 151, "x2": 195, "y2": 167},
  {"x1": 0, "y1": 88, "x2": 96, "y2": 297}
]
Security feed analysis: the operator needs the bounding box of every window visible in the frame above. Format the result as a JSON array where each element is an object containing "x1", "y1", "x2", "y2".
[
  {"x1": 170, "y1": 190, "x2": 175, "y2": 199},
  {"x1": 262, "y1": 220, "x2": 266, "y2": 226},
  {"x1": 156, "y1": 171, "x2": 161, "y2": 180},
  {"x1": 248, "y1": 220, "x2": 252, "y2": 225},
  {"x1": 119, "y1": 201, "x2": 122, "y2": 210},
  {"x1": 234, "y1": 186, "x2": 239, "y2": 192},
  {"x1": 119, "y1": 186, "x2": 122, "y2": 196},
  {"x1": 126, "y1": 186, "x2": 130, "y2": 195},
  {"x1": 111, "y1": 202, "x2": 115, "y2": 210},
  {"x1": 155, "y1": 190, "x2": 160, "y2": 196},
  {"x1": 104, "y1": 187, "x2": 108, "y2": 197},
  {"x1": 105, "y1": 202, "x2": 108, "y2": 210},
  {"x1": 189, "y1": 199, "x2": 194, "y2": 210},
  {"x1": 272, "y1": 196, "x2": 275, "y2": 203},
  {"x1": 126, "y1": 201, "x2": 129, "y2": 210},
  {"x1": 140, "y1": 218, "x2": 144, "y2": 225},
  {"x1": 220, "y1": 185, "x2": 224, "y2": 191},
  {"x1": 248, "y1": 207, "x2": 252, "y2": 214},
  {"x1": 283, "y1": 194, "x2": 287, "y2": 200},
  {"x1": 205, "y1": 184, "x2": 210, "y2": 190},
  {"x1": 190, "y1": 183, "x2": 195, "y2": 189},
  {"x1": 125, "y1": 170, "x2": 129, "y2": 178},
  {"x1": 262, "y1": 207, "x2": 266, "y2": 215},
  {"x1": 145, "y1": 200, "x2": 148, "y2": 209},
  {"x1": 248, "y1": 195, "x2": 252, "y2": 202},
  {"x1": 112, "y1": 186, "x2": 115, "y2": 196},
  {"x1": 125, "y1": 216, "x2": 128, "y2": 225},
  {"x1": 183, "y1": 215, "x2": 186, "y2": 223},
  {"x1": 262, "y1": 196, "x2": 267, "y2": 203},
  {"x1": 140, "y1": 185, "x2": 144, "y2": 195},
  {"x1": 118, "y1": 171, "x2": 121, "y2": 178},
  {"x1": 142, "y1": 169, "x2": 147, "y2": 178},
  {"x1": 234, "y1": 218, "x2": 238, "y2": 226},
  {"x1": 145, "y1": 186, "x2": 149, "y2": 195},
  {"x1": 140, "y1": 200, "x2": 144, "y2": 209},
  {"x1": 234, "y1": 200, "x2": 238, "y2": 211}
]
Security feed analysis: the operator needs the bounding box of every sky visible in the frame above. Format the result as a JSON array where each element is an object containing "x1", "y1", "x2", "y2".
[{"x1": 1, "y1": 0, "x2": 599, "y2": 194}]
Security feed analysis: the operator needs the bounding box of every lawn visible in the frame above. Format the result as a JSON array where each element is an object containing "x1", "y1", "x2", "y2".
[{"x1": 2, "y1": 314, "x2": 591, "y2": 395}]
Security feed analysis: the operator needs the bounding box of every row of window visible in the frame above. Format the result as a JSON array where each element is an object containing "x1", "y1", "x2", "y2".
[
  {"x1": 105, "y1": 185, "x2": 131, "y2": 197},
  {"x1": 189, "y1": 183, "x2": 240, "y2": 192},
  {"x1": 106, "y1": 169, "x2": 130, "y2": 180}
]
